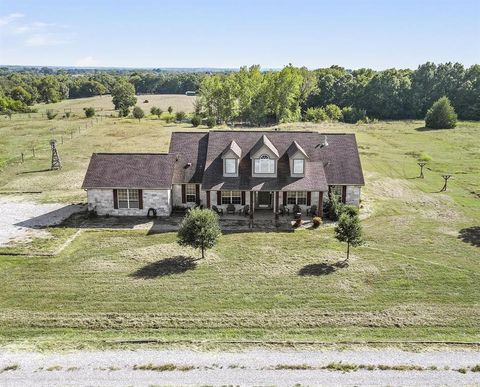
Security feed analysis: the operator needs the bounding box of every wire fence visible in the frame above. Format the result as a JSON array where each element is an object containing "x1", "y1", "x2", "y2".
[{"x1": 0, "y1": 114, "x2": 108, "y2": 169}]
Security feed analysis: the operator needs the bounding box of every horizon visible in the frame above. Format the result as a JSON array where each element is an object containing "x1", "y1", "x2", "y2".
[{"x1": 0, "y1": 0, "x2": 479, "y2": 69}]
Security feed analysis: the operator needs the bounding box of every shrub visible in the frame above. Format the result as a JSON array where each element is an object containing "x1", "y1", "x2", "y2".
[
  {"x1": 143, "y1": 99, "x2": 149, "y2": 103},
  {"x1": 163, "y1": 113, "x2": 175, "y2": 123},
  {"x1": 206, "y1": 116, "x2": 216, "y2": 128},
  {"x1": 293, "y1": 218, "x2": 303, "y2": 228},
  {"x1": 167, "y1": 106, "x2": 173, "y2": 114},
  {"x1": 327, "y1": 192, "x2": 342, "y2": 221},
  {"x1": 312, "y1": 217, "x2": 322, "y2": 228},
  {"x1": 418, "y1": 152, "x2": 432, "y2": 162},
  {"x1": 305, "y1": 107, "x2": 328, "y2": 122},
  {"x1": 341, "y1": 106, "x2": 367, "y2": 123},
  {"x1": 119, "y1": 107, "x2": 130, "y2": 117},
  {"x1": 340, "y1": 205, "x2": 359, "y2": 218},
  {"x1": 65, "y1": 111, "x2": 71, "y2": 118},
  {"x1": 132, "y1": 106, "x2": 145, "y2": 121},
  {"x1": 84, "y1": 107, "x2": 95, "y2": 118},
  {"x1": 150, "y1": 106, "x2": 163, "y2": 118},
  {"x1": 46, "y1": 110, "x2": 57, "y2": 120},
  {"x1": 175, "y1": 111, "x2": 186, "y2": 122},
  {"x1": 191, "y1": 115, "x2": 201, "y2": 127},
  {"x1": 324, "y1": 104, "x2": 343, "y2": 121},
  {"x1": 425, "y1": 96, "x2": 457, "y2": 129}
]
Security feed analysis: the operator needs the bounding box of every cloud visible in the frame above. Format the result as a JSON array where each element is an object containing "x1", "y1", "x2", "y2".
[
  {"x1": 75, "y1": 56, "x2": 98, "y2": 67},
  {"x1": 25, "y1": 33, "x2": 68, "y2": 47},
  {"x1": 0, "y1": 13, "x2": 24, "y2": 26}
]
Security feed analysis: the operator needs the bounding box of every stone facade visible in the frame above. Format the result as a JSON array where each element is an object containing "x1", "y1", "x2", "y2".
[
  {"x1": 345, "y1": 186, "x2": 361, "y2": 206},
  {"x1": 87, "y1": 189, "x2": 171, "y2": 216}
]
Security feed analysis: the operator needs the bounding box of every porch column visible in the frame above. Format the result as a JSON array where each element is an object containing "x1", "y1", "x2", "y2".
[
  {"x1": 206, "y1": 191, "x2": 211, "y2": 208},
  {"x1": 318, "y1": 191, "x2": 323, "y2": 218},
  {"x1": 275, "y1": 191, "x2": 279, "y2": 213},
  {"x1": 250, "y1": 191, "x2": 255, "y2": 215}
]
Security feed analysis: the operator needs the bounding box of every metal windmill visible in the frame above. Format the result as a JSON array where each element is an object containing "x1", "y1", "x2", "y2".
[{"x1": 49, "y1": 127, "x2": 62, "y2": 170}]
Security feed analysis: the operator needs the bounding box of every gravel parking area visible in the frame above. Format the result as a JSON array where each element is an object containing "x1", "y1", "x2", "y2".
[
  {"x1": 0, "y1": 349, "x2": 479, "y2": 386},
  {"x1": 0, "y1": 196, "x2": 85, "y2": 246}
]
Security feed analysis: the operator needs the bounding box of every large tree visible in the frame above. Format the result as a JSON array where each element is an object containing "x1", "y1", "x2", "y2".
[
  {"x1": 177, "y1": 208, "x2": 221, "y2": 259},
  {"x1": 111, "y1": 79, "x2": 137, "y2": 111}
]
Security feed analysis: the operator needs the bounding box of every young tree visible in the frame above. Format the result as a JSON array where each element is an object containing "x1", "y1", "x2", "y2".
[
  {"x1": 132, "y1": 106, "x2": 145, "y2": 121},
  {"x1": 84, "y1": 107, "x2": 95, "y2": 118},
  {"x1": 175, "y1": 111, "x2": 186, "y2": 122},
  {"x1": 150, "y1": 106, "x2": 163, "y2": 118},
  {"x1": 425, "y1": 96, "x2": 457, "y2": 129},
  {"x1": 206, "y1": 116, "x2": 216, "y2": 128},
  {"x1": 334, "y1": 213, "x2": 363, "y2": 262},
  {"x1": 191, "y1": 115, "x2": 201, "y2": 127},
  {"x1": 167, "y1": 106, "x2": 173, "y2": 114},
  {"x1": 111, "y1": 79, "x2": 137, "y2": 111},
  {"x1": 177, "y1": 208, "x2": 221, "y2": 259}
]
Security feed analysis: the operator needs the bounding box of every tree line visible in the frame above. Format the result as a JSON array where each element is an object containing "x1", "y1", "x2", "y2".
[
  {"x1": 197, "y1": 63, "x2": 480, "y2": 124},
  {"x1": 1, "y1": 63, "x2": 478, "y2": 122}
]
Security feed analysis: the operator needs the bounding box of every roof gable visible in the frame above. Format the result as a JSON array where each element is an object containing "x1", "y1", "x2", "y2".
[
  {"x1": 221, "y1": 140, "x2": 242, "y2": 158},
  {"x1": 287, "y1": 140, "x2": 309, "y2": 159},
  {"x1": 250, "y1": 134, "x2": 280, "y2": 158}
]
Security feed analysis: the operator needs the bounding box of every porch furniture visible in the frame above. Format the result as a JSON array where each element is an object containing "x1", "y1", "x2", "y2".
[
  {"x1": 294, "y1": 211, "x2": 302, "y2": 220},
  {"x1": 279, "y1": 204, "x2": 290, "y2": 216},
  {"x1": 293, "y1": 204, "x2": 301, "y2": 214},
  {"x1": 212, "y1": 205, "x2": 224, "y2": 215},
  {"x1": 226, "y1": 204, "x2": 236, "y2": 215},
  {"x1": 307, "y1": 205, "x2": 318, "y2": 216},
  {"x1": 239, "y1": 204, "x2": 250, "y2": 216}
]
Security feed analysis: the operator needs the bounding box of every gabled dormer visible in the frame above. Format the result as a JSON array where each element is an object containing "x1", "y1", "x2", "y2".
[
  {"x1": 221, "y1": 140, "x2": 241, "y2": 177},
  {"x1": 250, "y1": 135, "x2": 279, "y2": 177},
  {"x1": 287, "y1": 140, "x2": 309, "y2": 177}
]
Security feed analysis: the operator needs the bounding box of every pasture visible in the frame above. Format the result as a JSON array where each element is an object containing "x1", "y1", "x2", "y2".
[{"x1": 0, "y1": 95, "x2": 478, "y2": 350}]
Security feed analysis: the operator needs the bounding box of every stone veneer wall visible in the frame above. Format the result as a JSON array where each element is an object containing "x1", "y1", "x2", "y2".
[
  {"x1": 87, "y1": 189, "x2": 171, "y2": 216},
  {"x1": 345, "y1": 186, "x2": 361, "y2": 206}
]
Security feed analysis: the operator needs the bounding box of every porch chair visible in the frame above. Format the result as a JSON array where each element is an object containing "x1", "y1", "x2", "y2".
[
  {"x1": 293, "y1": 204, "x2": 301, "y2": 214},
  {"x1": 226, "y1": 204, "x2": 236, "y2": 215},
  {"x1": 279, "y1": 204, "x2": 290, "y2": 216},
  {"x1": 307, "y1": 204, "x2": 318, "y2": 217},
  {"x1": 212, "y1": 205, "x2": 224, "y2": 215},
  {"x1": 240, "y1": 204, "x2": 250, "y2": 216}
]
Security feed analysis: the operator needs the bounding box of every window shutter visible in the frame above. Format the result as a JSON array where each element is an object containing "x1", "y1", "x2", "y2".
[
  {"x1": 181, "y1": 184, "x2": 186, "y2": 203},
  {"x1": 241, "y1": 191, "x2": 246, "y2": 205},
  {"x1": 342, "y1": 186, "x2": 347, "y2": 204},
  {"x1": 306, "y1": 191, "x2": 311, "y2": 206},
  {"x1": 195, "y1": 184, "x2": 200, "y2": 205},
  {"x1": 113, "y1": 189, "x2": 118, "y2": 209},
  {"x1": 282, "y1": 191, "x2": 287, "y2": 204},
  {"x1": 138, "y1": 189, "x2": 143, "y2": 209},
  {"x1": 206, "y1": 191, "x2": 211, "y2": 208},
  {"x1": 217, "y1": 191, "x2": 222, "y2": 205}
]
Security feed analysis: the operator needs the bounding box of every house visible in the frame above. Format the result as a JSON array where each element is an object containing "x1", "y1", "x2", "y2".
[{"x1": 82, "y1": 131, "x2": 364, "y2": 217}]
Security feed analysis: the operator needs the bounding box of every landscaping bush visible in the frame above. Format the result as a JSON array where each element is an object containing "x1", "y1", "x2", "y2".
[
  {"x1": 339, "y1": 205, "x2": 359, "y2": 218},
  {"x1": 150, "y1": 106, "x2": 163, "y2": 118},
  {"x1": 206, "y1": 116, "x2": 216, "y2": 128},
  {"x1": 293, "y1": 218, "x2": 303, "y2": 228},
  {"x1": 132, "y1": 106, "x2": 145, "y2": 121},
  {"x1": 84, "y1": 107, "x2": 95, "y2": 118},
  {"x1": 163, "y1": 113, "x2": 175, "y2": 123},
  {"x1": 191, "y1": 115, "x2": 201, "y2": 127},
  {"x1": 175, "y1": 111, "x2": 186, "y2": 122},
  {"x1": 425, "y1": 96, "x2": 457, "y2": 129},
  {"x1": 312, "y1": 217, "x2": 322, "y2": 228},
  {"x1": 119, "y1": 107, "x2": 130, "y2": 117},
  {"x1": 327, "y1": 192, "x2": 342, "y2": 221}
]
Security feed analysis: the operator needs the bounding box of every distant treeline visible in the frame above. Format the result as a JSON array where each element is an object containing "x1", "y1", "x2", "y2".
[
  {"x1": 197, "y1": 63, "x2": 480, "y2": 124},
  {"x1": 0, "y1": 63, "x2": 479, "y2": 122}
]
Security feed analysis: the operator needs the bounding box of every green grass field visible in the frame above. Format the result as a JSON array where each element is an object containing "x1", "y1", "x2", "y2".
[{"x1": 0, "y1": 96, "x2": 479, "y2": 350}]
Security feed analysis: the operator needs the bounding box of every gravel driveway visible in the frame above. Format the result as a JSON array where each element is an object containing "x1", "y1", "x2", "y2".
[
  {"x1": 0, "y1": 196, "x2": 85, "y2": 246},
  {"x1": 0, "y1": 349, "x2": 479, "y2": 386}
]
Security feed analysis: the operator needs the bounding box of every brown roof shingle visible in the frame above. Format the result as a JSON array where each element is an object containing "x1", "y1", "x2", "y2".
[{"x1": 81, "y1": 153, "x2": 176, "y2": 189}]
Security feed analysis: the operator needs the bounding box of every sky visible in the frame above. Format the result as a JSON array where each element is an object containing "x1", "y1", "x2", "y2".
[{"x1": 0, "y1": 0, "x2": 479, "y2": 70}]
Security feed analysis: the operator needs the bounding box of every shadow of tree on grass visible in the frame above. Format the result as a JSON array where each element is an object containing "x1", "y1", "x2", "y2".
[
  {"x1": 131, "y1": 256, "x2": 198, "y2": 278},
  {"x1": 458, "y1": 226, "x2": 480, "y2": 248},
  {"x1": 298, "y1": 260, "x2": 348, "y2": 276}
]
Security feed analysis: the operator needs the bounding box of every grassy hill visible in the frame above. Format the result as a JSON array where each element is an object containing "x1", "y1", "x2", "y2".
[{"x1": 0, "y1": 95, "x2": 478, "y2": 350}]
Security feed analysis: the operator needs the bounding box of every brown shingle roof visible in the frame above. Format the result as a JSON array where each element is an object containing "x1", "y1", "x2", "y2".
[
  {"x1": 169, "y1": 132, "x2": 209, "y2": 184},
  {"x1": 81, "y1": 153, "x2": 176, "y2": 189}
]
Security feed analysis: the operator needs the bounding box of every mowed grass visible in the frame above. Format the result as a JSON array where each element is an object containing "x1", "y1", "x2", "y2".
[{"x1": 0, "y1": 96, "x2": 479, "y2": 349}]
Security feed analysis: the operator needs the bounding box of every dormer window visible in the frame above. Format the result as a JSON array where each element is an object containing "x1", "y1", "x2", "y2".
[
  {"x1": 255, "y1": 154, "x2": 275, "y2": 174},
  {"x1": 293, "y1": 159, "x2": 304, "y2": 174},
  {"x1": 225, "y1": 158, "x2": 237, "y2": 174}
]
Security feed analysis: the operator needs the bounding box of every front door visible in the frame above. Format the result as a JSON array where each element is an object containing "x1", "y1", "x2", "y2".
[{"x1": 257, "y1": 191, "x2": 272, "y2": 208}]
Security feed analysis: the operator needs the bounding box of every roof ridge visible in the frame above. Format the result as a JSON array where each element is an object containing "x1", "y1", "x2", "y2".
[{"x1": 93, "y1": 152, "x2": 173, "y2": 155}]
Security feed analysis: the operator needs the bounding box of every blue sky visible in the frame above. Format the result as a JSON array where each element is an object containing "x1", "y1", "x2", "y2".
[{"x1": 0, "y1": 0, "x2": 478, "y2": 69}]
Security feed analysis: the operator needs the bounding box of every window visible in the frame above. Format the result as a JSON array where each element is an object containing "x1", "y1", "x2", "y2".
[
  {"x1": 185, "y1": 184, "x2": 197, "y2": 203},
  {"x1": 225, "y1": 158, "x2": 236, "y2": 174},
  {"x1": 293, "y1": 159, "x2": 304, "y2": 174},
  {"x1": 286, "y1": 191, "x2": 307, "y2": 205},
  {"x1": 117, "y1": 189, "x2": 140, "y2": 209},
  {"x1": 221, "y1": 190, "x2": 241, "y2": 204},
  {"x1": 254, "y1": 154, "x2": 275, "y2": 174}
]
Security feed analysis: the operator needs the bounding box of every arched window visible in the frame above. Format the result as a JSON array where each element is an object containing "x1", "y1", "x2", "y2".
[{"x1": 255, "y1": 154, "x2": 275, "y2": 173}]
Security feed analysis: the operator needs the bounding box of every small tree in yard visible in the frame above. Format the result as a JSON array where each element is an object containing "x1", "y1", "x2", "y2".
[
  {"x1": 150, "y1": 106, "x2": 163, "y2": 118},
  {"x1": 334, "y1": 213, "x2": 363, "y2": 262},
  {"x1": 132, "y1": 106, "x2": 145, "y2": 121},
  {"x1": 191, "y1": 115, "x2": 201, "y2": 127},
  {"x1": 177, "y1": 208, "x2": 221, "y2": 259},
  {"x1": 425, "y1": 96, "x2": 457, "y2": 129},
  {"x1": 84, "y1": 107, "x2": 95, "y2": 118},
  {"x1": 206, "y1": 116, "x2": 216, "y2": 128},
  {"x1": 175, "y1": 111, "x2": 186, "y2": 122},
  {"x1": 168, "y1": 106, "x2": 173, "y2": 114}
]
